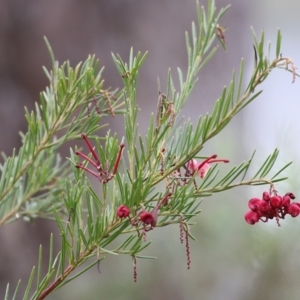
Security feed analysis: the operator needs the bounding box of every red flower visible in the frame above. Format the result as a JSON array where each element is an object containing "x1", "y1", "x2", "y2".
[
  {"x1": 187, "y1": 155, "x2": 229, "y2": 178},
  {"x1": 140, "y1": 211, "x2": 156, "y2": 227},
  {"x1": 270, "y1": 196, "x2": 282, "y2": 208},
  {"x1": 248, "y1": 198, "x2": 262, "y2": 212},
  {"x1": 287, "y1": 203, "x2": 300, "y2": 217},
  {"x1": 244, "y1": 211, "x2": 260, "y2": 225}
]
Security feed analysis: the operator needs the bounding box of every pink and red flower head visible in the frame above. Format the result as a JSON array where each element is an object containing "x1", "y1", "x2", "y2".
[{"x1": 187, "y1": 155, "x2": 229, "y2": 178}]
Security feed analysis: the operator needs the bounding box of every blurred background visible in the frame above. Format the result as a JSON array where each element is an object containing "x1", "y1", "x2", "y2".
[{"x1": 0, "y1": 0, "x2": 300, "y2": 299}]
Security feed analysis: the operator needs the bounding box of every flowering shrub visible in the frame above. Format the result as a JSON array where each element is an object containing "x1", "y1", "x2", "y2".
[{"x1": 1, "y1": 1, "x2": 298, "y2": 299}]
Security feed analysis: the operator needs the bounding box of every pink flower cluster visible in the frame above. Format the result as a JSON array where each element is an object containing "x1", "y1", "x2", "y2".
[{"x1": 244, "y1": 191, "x2": 299, "y2": 226}]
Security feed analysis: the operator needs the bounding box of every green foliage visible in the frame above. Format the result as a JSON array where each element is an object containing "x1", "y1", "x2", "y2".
[{"x1": 1, "y1": 0, "x2": 298, "y2": 299}]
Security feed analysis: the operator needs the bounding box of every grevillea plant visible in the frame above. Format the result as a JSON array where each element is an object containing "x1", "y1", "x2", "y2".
[{"x1": 1, "y1": 0, "x2": 298, "y2": 299}]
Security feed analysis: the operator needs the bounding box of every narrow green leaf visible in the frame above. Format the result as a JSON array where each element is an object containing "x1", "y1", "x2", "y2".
[
  {"x1": 23, "y1": 266, "x2": 35, "y2": 300},
  {"x1": 4, "y1": 283, "x2": 9, "y2": 300},
  {"x1": 12, "y1": 280, "x2": 21, "y2": 300},
  {"x1": 236, "y1": 58, "x2": 244, "y2": 102},
  {"x1": 100, "y1": 247, "x2": 118, "y2": 256},
  {"x1": 271, "y1": 161, "x2": 292, "y2": 180},
  {"x1": 135, "y1": 255, "x2": 157, "y2": 259},
  {"x1": 276, "y1": 29, "x2": 282, "y2": 58},
  {"x1": 36, "y1": 245, "x2": 43, "y2": 290}
]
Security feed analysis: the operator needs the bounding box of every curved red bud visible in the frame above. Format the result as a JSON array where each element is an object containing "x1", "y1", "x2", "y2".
[
  {"x1": 282, "y1": 195, "x2": 291, "y2": 208},
  {"x1": 262, "y1": 191, "x2": 270, "y2": 202},
  {"x1": 287, "y1": 203, "x2": 300, "y2": 217},
  {"x1": 285, "y1": 192, "x2": 296, "y2": 200},
  {"x1": 248, "y1": 198, "x2": 262, "y2": 212},
  {"x1": 117, "y1": 205, "x2": 130, "y2": 219},
  {"x1": 140, "y1": 211, "x2": 154, "y2": 226},
  {"x1": 244, "y1": 211, "x2": 260, "y2": 225},
  {"x1": 270, "y1": 196, "x2": 282, "y2": 208}
]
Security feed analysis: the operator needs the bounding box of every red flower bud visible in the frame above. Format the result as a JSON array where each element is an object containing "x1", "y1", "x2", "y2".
[
  {"x1": 248, "y1": 198, "x2": 262, "y2": 212},
  {"x1": 117, "y1": 205, "x2": 130, "y2": 219},
  {"x1": 262, "y1": 192, "x2": 270, "y2": 202},
  {"x1": 140, "y1": 211, "x2": 155, "y2": 226},
  {"x1": 282, "y1": 195, "x2": 291, "y2": 208},
  {"x1": 244, "y1": 211, "x2": 260, "y2": 225},
  {"x1": 287, "y1": 203, "x2": 300, "y2": 218},
  {"x1": 285, "y1": 192, "x2": 296, "y2": 200},
  {"x1": 287, "y1": 203, "x2": 300, "y2": 217},
  {"x1": 258, "y1": 200, "x2": 271, "y2": 215},
  {"x1": 270, "y1": 196, "x2": 282, "y2": 208}
]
